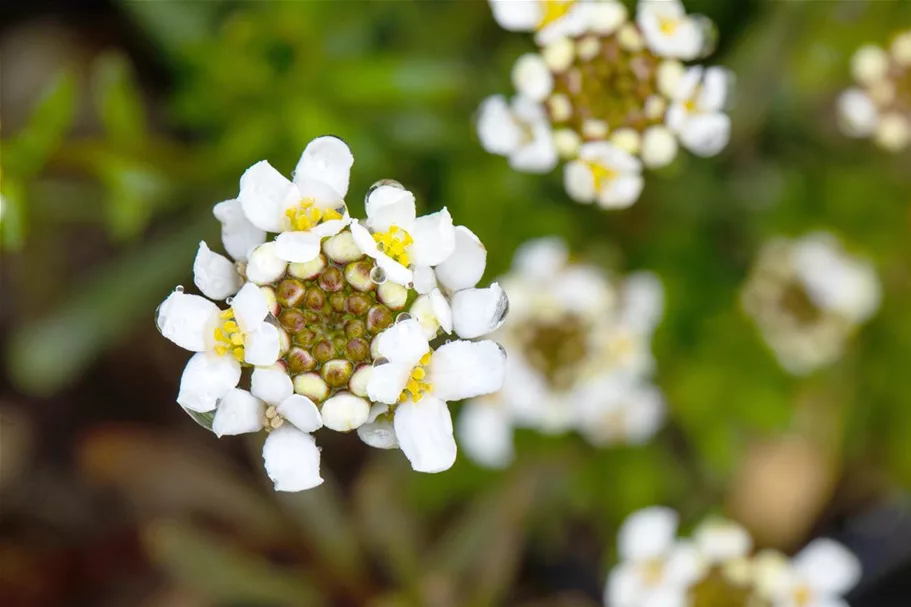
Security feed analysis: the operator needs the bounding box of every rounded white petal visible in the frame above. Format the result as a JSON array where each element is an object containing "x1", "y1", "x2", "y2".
[
  {"x1": 450, "y1": 282, "x2": 509, "y2": 339},
  {"x1": 320, "y1": 392, "x2": 370, "y2": 431},
  {"x1": 564, "y1": 160, "x2": 596, "y2": 203},
  {"x1": 430, "y1": 339, "x2": 507, "y2": 402},
  {"x1": 553, "y1": 128, "x2": 582, "y2": 158},
  {"x1": 157, "y1": 291, "x2": 220, "y2": 352},
  {"x1": 357, "y1": 402, "x2": 398, "y2": 449},
  {"x1": 365, "y1": 185, "x2": 417, "y2": 232},
  {"x1": 656, "y1": 59, "x2": 685, "y2": 98},
  {"x1": 671, "y1": 65, "x2": 703, "y2": 103},
  {"x1": 489, "y1": 0, "x2": 541, "y2": 31},
  {"x1": 513, "y1": 236, "x2": 568, "y2": 281},
  {"x1": 230, "y1": 282, "x2": 269, "y2": 333},
  {"x1": 623, "y1": 384, "x2": 666, "y2": 444},
  {"x1": 599, "y1": 173, "x2": 644, "y2": 209},
  {"x1": 698, "y1": 66, "x2": 731, "y2": 112},
  {"x1": 512, "y1": 53, "x2": 554, "y2": 102},
  {"x1": 664, "y1": 540, "x2": 705, "y2": 586},
  {"x1": 457, "y1": 400, "x2": 514, "y2": 469},
  {"x1": 177, "y1": 352, "x2": 242, "y2": 412},
  {"x1": 618, "y1": 506, "x2": 679, "y2": 561},
  {"x1": 611, "y1": 128, "x2": 642, "y2": 155},
  {"x1": 412, "y1": 264, "x2": 438, "y2": 294},
  {"x1": 291, "y1": 177, "x2": 345, "y2": 215},
  {"x1": 394, "y1": 396, "x2": 457, "y2": 473},
  {"x1": 411, "y1": 290, "x2": 454, "y2": 339},
  {"x1": 435, "y1": 226, "x2": 487, "y2": 292},
  {"x1": 293, "y1": 136, "x2": 354, "y2": 198},
  {"x1": 238, "y1": 160, "x2": 295, "y2": 233},
  {"x1": 212, "y1": 388, "x2": 264, "y2": 436},
  {"x1": 837, "y1": 88, "x2": 879, "y2": 138},
  {"x1": 590, "y1": 0, "x2": 629, "y2": 35},
  {"x1": 509, "y1": 121, "x2": 559, "y2": 173},
  {"x1": 694, "y1": 519, "x2": 753, "y2": 563},
  {"x1": 193, "y1": 241, "x2": 242, "y2": 301},
  {"x1": 212, "y1": 199, "x2": 266, "y2": 262},
  {"x1": 678, "y1": 112, "x2": 731, "y2": 156},
  {"x1": 250, "y1": 366, "x2": 294, "y2": 405},
  {"x1": 262, "y1": 426, "x2": 323, "y2": 492},
  {"x1": 641, "y1": 126, "x2": 679, "y2": 169},
  {"x1": 409, "y1": 209, "x2": 456, "y2": 267},
  {"x1": 245, "y1": 242, "x2": 289, "y2": 286},
  {"x1": 622, "y1": 271, "x2": 665, "y2": 333},
  {"x1": 274, "y1": 230, "x2": 323, "y2": 264},
  {"x1": 376, "y1": 318, "x2": 431, "y2": 365},
  {"x1": 605, "y1": 562, "x2": 642, "y2": 607},
  {"x1": 243, "y1": 323, "x2": 281, "y2": 366},
  {"x1": 349, "y1": 219, "x2": 381, "y2": 258},
  {"x1": 542, "y1": 37, "x2": 575, "y2": 73},
  {"x1": 367, "y1": 361, "x2": 413, "y2": 405},
  {"x1": 875, "y1": 112, "x2": 911, "y2": 151},
  {"x1": 275, "y1": 394, "x2": 323, "y2": 432},
  {"x1": 477, "y1": 95, "x2": 524, "y2": 156},
  {"x1": 851, "y1": 44, "x2": 889, "y2": 86},
  {"x1": 638, "y1": 3, "x2": 703, "y2": 60},
  {"x1": 375, "y1": 253, "x2": 414, "y2": 287},
  {"x1": 793, "y1": 539, "x2": 861, "y2": 596}
]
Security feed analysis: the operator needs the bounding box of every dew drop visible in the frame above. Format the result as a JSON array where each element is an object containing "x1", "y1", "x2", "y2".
[
  {"x1": 396, "y1": 313, "x2": 412, "y2": 323},
  {"x1": 225, "y1": 296, "x2": 235, "y2": 305},
  {"x1": 370, "y1": 266, "x2": 387, "y2": 285},
  {"x1": 373, "y1": 356, "x2": 389, "y2": 367},
  {"x1": 496, "y1": 342, "x2": 508, "y2": 360},
  {"x1": 365, "y1": 179, "x2": 405, "y2": 205},
  {"x1": 174, "y1": 285, "x2": 185, "y2": 293}
]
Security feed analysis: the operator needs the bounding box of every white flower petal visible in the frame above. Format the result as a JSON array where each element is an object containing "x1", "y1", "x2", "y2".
[
  {"x1": 618, "y1": 506, "x2": 679, "y2": 561},
  {"x1": 320, "y1": 392, "x2": 370, "y2": 431},
  {"x1": 694, "y1": 519, "x2": 753, "y2": 563},
  {"x1": 157, "y1": 291, "x2": 220, "y2": 352},
  {"x1": 564, "y1": 160, "x2": 596, "y2": 203},
  {"x1": 599, "y1": 173, "x2": 644, "y2": 209},
  {"x1": 622, "y1": 271, "x2": 665, "y2": 333},
  {"x1": 230, "y1": 282, "x2": 268, "y2": 333},
  {"x1": 409, "y1": 208, "x2": 456, "y2": 267},
  {"x1": 698, "y1": 66, "x2": 731, "y2": 112},
  {"x1": 250, "y1": 366, "x2": 294, "y2": 405},
  {"x1": 837, "y1": 88, "x2": 879, "y2": 137},
  {"x1": 512, "y1": 53, "x2": 554, "y2": 102},
  {"x1": 664, "y1": 540, "x2": 705, "y2": 586},
  {"x1": 357, "y1": 403, "x2": 398, "y2": 449},
  {"x1": 376, "y1": 318, "x2": 431, "y2": 366},
  {"x1": 292, "y1": 177, "x2": 345, "y2": 213},
  {"x1": 394, "y1": 396, "x2": 457, "y2": 473},
  {"x1": 430, "y1": 339, "x2": 506, "y2": 402},
  {"x1": 177, "y1": 352, "x2": 242, "y2": 412},
  {"x1": 638, "y1": 1, "x2": 703, "y2": 60},
  {"x1": 477, "y1": 95, "x2": 524, "y2": 157},
  {"x1": 376, "y1": 254, "x2": 414, "y2": 287},
  {"x1": 293, "y1": 136, "x2": 354, "y2": 198},
  {"x1": 350, "y1": 219, "x2": 380, "y2": 258},
  {"x1": 605, "y1": 562, "x2": 642, "y2": 607},
  {"x1": 641, "y1": 126, "x2": 679, "y2": 169},
  {"x1": 262, "y1": 426, "x2": 323, "y2": 492},
  {"x1": 411, "y1": 290, "x2": 453, "y2": 339},
  {"x1": 212, "y1": 388, "x2": 264, "y2": 436},
  {"x1": 450, "y1": 283, "x2": 509, "y2": 339},
  {"x1": 245, "y1": 242, "x2": 289, "y2": 286},
  {"x1": 193, "y1": 241, "x2": 242, "y2": 301},
  {"x1": 851, "y1": 44, "x2": 889, "y2": 85},
  {"x1": 489, "y1": 0, "x2": 541, "y2": 32},
  {"x1": 243, "y1": 323, "x2": 281, "y2": 366},
  {"x1": 367, "y1": 361, "x2": 414, "y2": 405},
  {"x1": 212, "y1": 199, "x2": 266, "y2": 262},
  {"x1": 412, "y1": 265, "x2": 438, "y2": 294},
  {"x1": 679, "y1": 113, "x2": 730, "y2": 156},
  {"x1": 277, "y1": 394, "x2": 323, "y2": 433},
  {"x1": 623, "y1": 384, "x2": 666, "y2": 445},
  {"x1": 238, "y1": 160, "x2": 295, "y2": 232},
  {"x1": 435, "y1": 226, "x2": 487, "y2": 292},
  {"x1": 275, "y1": 231, "x2": 323, "y2": 263},
  {"x1": 793, "y1": 539, "x2": 861, "y2": 596},
  {"x1": 365, "y1": 185, "x2": 417, "y2": 232},
  {"x1": 513, "y1": 237, "x2": 568, "y2": 281},
  {"x1": 457, "y1": 400, "x2": 514, "y2": 469}
]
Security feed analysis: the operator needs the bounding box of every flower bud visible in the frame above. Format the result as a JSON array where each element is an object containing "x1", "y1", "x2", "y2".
[
  {"x1": 289, "y1": 254, "x2": 327, "y2": 280},
  {"x1": 321, "y1": 358, "x2": 354, "y2": 388},
  {"x1": 320, "y1": 392, "x2": 370, "y2": 432},
  {"x1": 293, "y1": 372, "x2": 329, "y2": 403}
]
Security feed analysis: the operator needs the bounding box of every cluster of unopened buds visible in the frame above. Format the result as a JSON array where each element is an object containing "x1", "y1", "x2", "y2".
[
  {"x1": 838, "y1": 29, "x2": 911, "y2": 151},
  {"x1": 606, "y1": 507, "x2": 860, "y2": 607},
  {"x1": 478, "y1": 0, "x2": 733, "y2": 209},
  {"x1": 156, "y1": 136, "x2": 509, "y2": 491},
  {"x1": 458, "y1": 237, "x2": 665, "y2": 468},
  {"x1": 741, "y1": 232, "x2": 880, "y2": 376}
]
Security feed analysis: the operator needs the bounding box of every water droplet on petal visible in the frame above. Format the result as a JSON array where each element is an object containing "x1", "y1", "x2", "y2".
[
  {"x1": 225, "y1": 296, "x2": 234, "y2": 305},
  {"x1": 175, "y1": 285, "x2": 184, "y2": 293},
  {"x1": 396, "y1": 313, "x2": 412, "y2": 323},
  {"x1": 370, "y1": 266, "x2": 387, "y2": 285},
  {"x1": 373, "y1": 356, "x2": 389, "y2": 367},
  {"x1": 365, "y1": 179, "x2": 405, "y2": 205},
  {"x1": 496, "y1": 342, "x2": 508, "y2": 360}
]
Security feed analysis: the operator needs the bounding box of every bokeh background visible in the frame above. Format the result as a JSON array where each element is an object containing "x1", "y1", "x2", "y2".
[{"x1": 4, "y1": 0, "x2": 911, "y2": 605}]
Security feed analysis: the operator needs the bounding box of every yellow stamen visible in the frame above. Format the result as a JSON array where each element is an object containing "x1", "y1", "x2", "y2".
[
  {"x1": 411, "y1": 367, "x2": 426, "y2": 380},
  {"x1": 538, "y1": 0, "x2": 575, "y2": 29},
  {"x1": 213, "y1": 310, "x2": 246, "y2": 361},
  {"x1": 419, "y1": 352, "x2": 432, "y2": 366},
  {"x1": 220, "y1": 309, "x2": 235, "y2": 319},
  {"x1": 223, "y1": 321, "x2": 239, "y2": 333},
  {"x1": 233, "y1": 347, "x2": 245, "y2": 361},
  {"x1": 373, "y1": 225, "x2": 414, "y2": 267},
  {"x1": 284, "y1": 197, "x2": 344, "y2": 232},
  {"x1": 793, "y1": 585, "x2": 812, "y2": 607},
  {"x1": 398, "y1": 352, "x2": 434, "y2": 403},
  {"x1": 659, "y1": 17, "x2": 679, "y2": 36},
  {"x1": 588, "y1": 162, "x2": 618, "y2": 193},
  {"x1": 214, "y1": 345, "x2": 229, "y2": 356}
]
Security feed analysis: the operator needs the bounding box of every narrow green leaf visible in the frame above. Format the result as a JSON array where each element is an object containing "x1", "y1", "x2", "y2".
[
  {"x1": 92, "y1": 52, "x2": 147, "y2": 147},
  {"x1": 0, "y1": 179, "x2": 27, "y2": 251}
]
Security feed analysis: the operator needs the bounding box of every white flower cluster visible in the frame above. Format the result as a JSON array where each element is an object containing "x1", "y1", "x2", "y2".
[
  {"x1": 742, "y1": 232, "x2": 881, "y2": 376},
  {"x1": 838, "y1": 29, "x2": 911, "y2": 151},
  {"x1": 606, "y1": 507, "x2": 861, "y2": 607},
  {"x1": 479, "y1": 0, "x2": 733, "y2": 209},
  {"x1": 156, "y1": 136, "x2": 509, "y2": 491},
  {"x1": 457, "y1": 237, "x2": 665, "y2": 469}
]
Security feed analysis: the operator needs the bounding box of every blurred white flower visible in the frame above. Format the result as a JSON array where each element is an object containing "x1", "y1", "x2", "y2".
[
  {"x1": 838, "y1": 30, "x2": 911, "y2": 152},
  {"x1": 742, "y1": 232, "x2": 880, "y2": 375},
  {"x1": 458, "y1": 237, "x2": 665, "y2": 468},
  {"x1": 755, "y1": 540, "x2": 861, "y2": 607},
  {"x1": 481, "y1": 0, "x2": 731, "y2": 209}
]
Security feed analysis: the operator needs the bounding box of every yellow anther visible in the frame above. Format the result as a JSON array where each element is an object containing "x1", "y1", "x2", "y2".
[
  {"x1": 398, "y1": 353, "x2": 434, "y2": 404},
  {"x1": 419, "y1": 352, "x2": 432, "y2": 366},
  {"x1": 233, "y1": 347, "x2": 245, "y2": 361},
  {"x1": 214, "y1": 328, "x2": 228, "y2": 343},
  {"x1": 324, "y1": 207, "x2": 343, "y2": 221},
  {"x1": 407, "y1": 379, "x2": 421, "y2": 394},
  {"x1": 223, "y1": 321, "x2": 239, "y2": 333},
  {"x1": 230, "y1": 333, "x2": 244, "y2": 346},
  {"x1": 659, "y1": 17, "x2": 679, "y2": 36},
  {"x1": 538, "y1": 0, "x2": 575, "y2": 29},
  {"x1": 214, "y1": 315, "x2": 246, "y2": 359},
  {"x1": 214, "y1": 345, "x2": 229, "y2": 356},
  {"x1": 372, "y1": 225, "x2": 414, "y2": 267},
  {"x1": 588, "y1": 162, "x2": 618, "y2": 193},
  {"x1": 220, "y1": 309, "x2": 235, "y2": 319},
  {"x1": 411, "y1": 367, "x2": 426, "y2": 380},
  {"x1": 284, "y1": 197, "x2": 344, "y2": 232},
  {"x1": 270, "y1": 416, "x2": 284, "y2": 429},
  {"x1": 265, "y1": 406, "x2": 278, "y2": 419}
]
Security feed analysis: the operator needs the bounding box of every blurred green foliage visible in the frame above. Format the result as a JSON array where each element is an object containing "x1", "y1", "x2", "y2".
[{"x1": 5, "y1": 0, "x2": 911, "y2": 603}]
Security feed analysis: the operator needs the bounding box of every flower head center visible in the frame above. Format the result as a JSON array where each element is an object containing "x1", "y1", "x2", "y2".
[
  {"x1": 538, "y1": 0, "x2": 575, "y2": 29},
  {"x1": 688, "y1": 567, "x2": 759, "y2": 607},
  {"x1": 641, "y1": 558, "x2": 665, "y2": 586},
  {"x1": 793, "y1": 584, "x2": 812, "y2": 607},
  {"x1": 213, "y1": 308, "x2": 245, "y2": 361},
  {"x1": 262, "y1": 404, "x2": 286, "y2": 432},
  {"x1": 519, "y1": 315, "x2": 589, "y2": 391},
  {"x1": 780, "y1": 282, "x2": 823, "y2": 326},
  {"x1": 373, "y1": 225, "x2": 414, "y2": 267},
  {"x1": 400, "y1": 352, "x2": 434, "y2": 403},
  {"x1": 659, "y1": 17, "x2": 680, "y2": 36},
  {"x1": 589, "y1": 162, "x2": 618, "y2": 192},
  {"x1": 285, "y1": 197, "x2": 343, "y2": 232}
]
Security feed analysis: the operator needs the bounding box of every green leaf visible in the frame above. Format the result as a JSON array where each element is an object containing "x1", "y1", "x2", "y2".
[
  {"x1": 144, "y1": 519, "x2": 325, "y2": 606},
  {"x1": 0, "y1": 179, "x2": 27, "y2": 251},
  {"x1": 92, "y1": 52, "x2": 147, "y2": 147}
]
